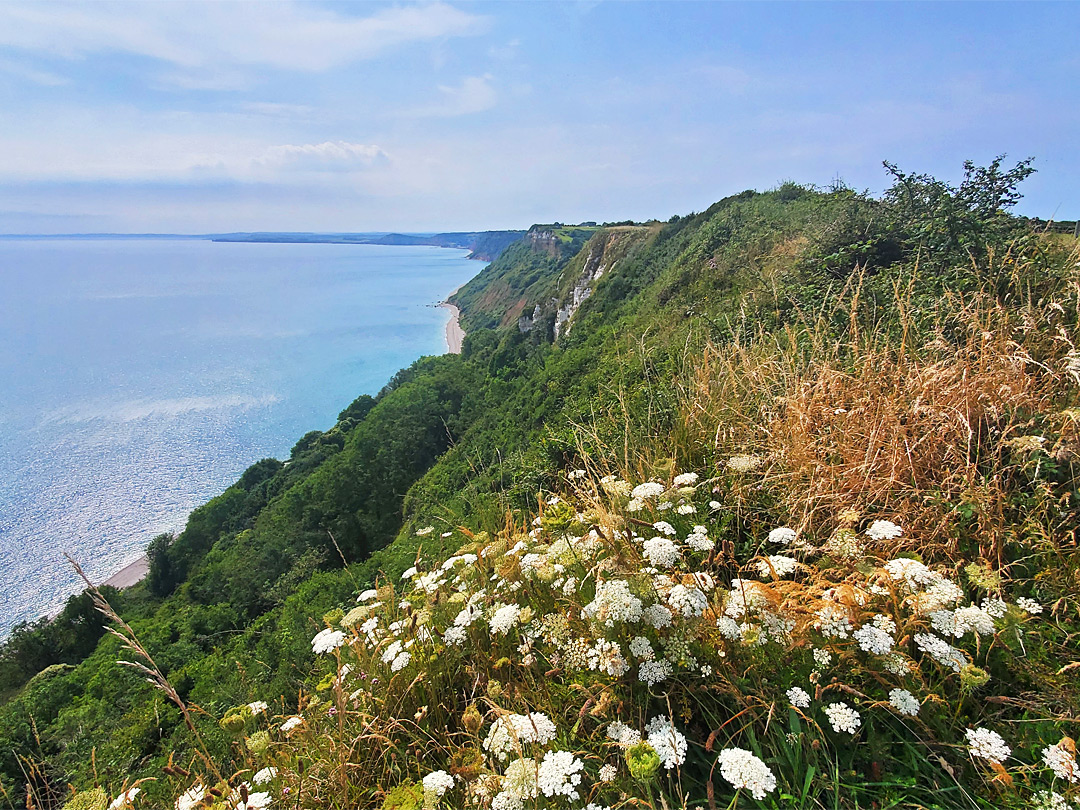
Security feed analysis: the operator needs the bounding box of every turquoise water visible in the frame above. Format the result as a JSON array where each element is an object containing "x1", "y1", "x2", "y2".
[{"x1": 0, "y1": 238, "x2": 479, "y2": 637}]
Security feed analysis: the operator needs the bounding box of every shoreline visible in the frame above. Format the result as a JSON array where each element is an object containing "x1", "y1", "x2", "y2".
[
  {"x1": 440, "y1": 283, "x2": 467, "y2": 354},
  {"x1": 102, "y1": 554, "x2": 150, "y2": 589},
  {"x1": 441, "y1": 301, "x2": 465, "y2": 354},
  {"x1": 94, "y1": 290, "x2": 468, "y2": 595}
]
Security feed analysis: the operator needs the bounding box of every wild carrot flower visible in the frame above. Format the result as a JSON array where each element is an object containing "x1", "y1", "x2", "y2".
[
  {"x1": 814, "y1": 605, "x2": 852, "y2": 639},
  {"x1": 716, "y1": 747, "x2": 777, "y2": 800},
  {"x1": 423, "y1": 770, "x2": 456, "y2": 800},
  {"x1": 755, "y1": 555, "x2": 799, "y2": 578},
  {"x1": 583, "y1": 580, "x2": 643, "y2": 626},
  {"x1": 606, "y1": 720, "x2": 641, "y2": 748},
  {"x1": 108, "y1": 788, "x2": 140, "y2": 809},
  {"x1": 966, "y1": 727, "x2": 1010, "y2": 763},
  {"x1": 643, "y1": 603, "x2": 673, "y2": 628},
  {"x1": 726, "y1": 454, "x2": 763, "y2": 473},
  {"x1": 311, "y1": 628, "x2": 345, "y2": 654},
  {"x1": 853, "y1": 621, "x2": 894, "y2": 655},
  {"x1": 490, "y1": 604, "x2": 523, "y2": 635},
  {"x1": 643, "y1": 536, "x2": 681, "y2": 567},
  {"x1": 1017, "y1": 596, "x2": 1044, "y2": 615},
  {"x1": 667, "y1": 584, "x2": 708, "y2": 617},
  {"x1": 639, "y1": 659, "x2": 673, "y2": 686},
  {"x1": 786, "y1": 686, "x2": 811, "y2": 708},
  {"x1": 888, "y1": 689, "x2": 920, "y2": 716},
  {"x1": 866, "y1": 520, "x2": 902, "y2": 541},
  {"x1": 767, "y1": 527, "x2": 797, "y2": 545},
  {"x1": 236, "y1": 793, "x2": 271, "y2": 810},
  {"x1": 629, "y1": 636, "x2": 654, "y2": 659},
  {"x1": 646, "y1": 715, "x2": 687, "y2": 768},
  {"x1": 537, "y1": 751, "x2": 584, "y2": 799},
  {"x1": 914, "y1": 632, "x2": 966, "y2": 672},
  {"x1": 631, "y1": 482, "x2": 665, "y2": 500},
  {"x1": 175, "y1": 784, "x2": 205, "y2": 810},
  {"x1": 598, "y1": 764, "x2": 618, "y2": 782},
  {"x1": 1042, "y1": 742, "x2": 1079, "y2": 782},
  {"x1": 824, "y1": 702, "x2": 861, "y2": 734}
]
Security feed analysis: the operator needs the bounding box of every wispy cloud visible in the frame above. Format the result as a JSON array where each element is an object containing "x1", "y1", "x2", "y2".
[
  {"x1": 0, "y1": 55, "x2": 68, "y2": 86},
  {"x1": 402, "y1": 74, "x2": 497, "y2": 118},
  {"x1": 253, "y1": 141, "x2": 389, "y2": 172},
  {"x1": 0, "y1": 2, "x2": 489, "y2": 77}
]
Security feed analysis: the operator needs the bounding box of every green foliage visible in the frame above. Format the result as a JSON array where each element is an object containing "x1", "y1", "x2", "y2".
[{"x1": 1, "y1": 158, "x2": 1069, "y2": 810}]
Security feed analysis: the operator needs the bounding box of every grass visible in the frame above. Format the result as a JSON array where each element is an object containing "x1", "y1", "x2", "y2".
[{"x1": 57, "y1": 233, "x2": 1080, "y2": 810}]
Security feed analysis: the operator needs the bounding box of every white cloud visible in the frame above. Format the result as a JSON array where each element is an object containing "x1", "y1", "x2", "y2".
[
  {"x1": 402, "y1": 74, "x2": 497, "y2": 118},
  {"x1": 0, "y1": 55, "x2": 69, "y2": 86},
  {"x1": 254, "y1": 141, "x2": 389, "y2": 172},
  {"x1": 0, "y1": 2, "x2": 489, "y2": 74}
]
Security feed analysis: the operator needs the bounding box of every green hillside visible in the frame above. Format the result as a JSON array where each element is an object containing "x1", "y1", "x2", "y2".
[{"x1": 3, "y1": 158, "x2": 1080, "y2": 810}]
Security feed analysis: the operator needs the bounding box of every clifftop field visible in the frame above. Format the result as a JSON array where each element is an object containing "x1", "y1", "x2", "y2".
[{"x1": 3, "y1": 159, "x2": 1080, "y2": 810}]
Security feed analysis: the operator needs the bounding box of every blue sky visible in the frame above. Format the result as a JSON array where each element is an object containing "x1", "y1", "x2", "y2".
[{"x1": 0, "y1": 1, "x2": 1076, "y2": 233}]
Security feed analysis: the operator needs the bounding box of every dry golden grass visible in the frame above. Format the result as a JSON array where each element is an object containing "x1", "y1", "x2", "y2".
[{"x1": 671, "y1": 251, "x2": 1080, "y2": 570}]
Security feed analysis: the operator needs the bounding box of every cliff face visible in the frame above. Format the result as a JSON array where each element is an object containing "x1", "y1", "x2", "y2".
[
  {"x1": 551, "y1": 227, "x2": 651, "y2": 339},
  {"x1": 450, "y1": 224, "x2": 650, "y2": 338}
]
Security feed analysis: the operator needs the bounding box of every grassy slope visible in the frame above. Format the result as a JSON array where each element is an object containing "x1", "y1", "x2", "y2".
[{"x1": 3, "y1": 172, "x2": 1079, "y2": 809}]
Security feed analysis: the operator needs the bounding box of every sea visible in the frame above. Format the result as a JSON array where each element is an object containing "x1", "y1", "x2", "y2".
[{"x1": 0, "y1": 237, "x2": 479, "y2": 639}]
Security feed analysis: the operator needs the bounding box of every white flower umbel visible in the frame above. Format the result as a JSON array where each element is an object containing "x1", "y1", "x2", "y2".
[
  {"x1": 685, "y1": 527, "x2": 714, "y2": 552},
  {"x1": 537, "y1": 751, "x2": 584, "y2": 800},
  {"x1": 483, "y1": 713, "x2": 558, "y2": 761},
  {"x1": 587, "y1": 639, "x2": 629, "y2": 677},
  {"x1": 280, "y1": 716, "x2": 302, "y2": 733},
  {"x1": 583, "y1": 580, "x2": 643, "y2": 627},
  {"x1": 667, "y1": 584, "x2": 708, "y2": 617},
  {"x1": 1042, "y1": 742, "x2": 1079, "y2": 782},
  {"x1": 865, "y1": 520, "x2": 902, "y2": 541},
  {"x1": 236, "y1": 793, "x2": 271, "y2": 810},
  {"x1": 786, "y1": 686, "x2": 811, "y2": 708},
  {"x1": 888, "y1": 689, "x2": 920, "y2": 717},
  {"x1": 853, "y1": 621, "x2": 894, "y2": 655},
  {"x1": 823, "y1": 702, "x2": 861, "y2": 735},
  {"x1": 966, "y1": 727, "x2": 1010, "y2": 764},
  {"x1": 642, "y1": 536, "x2": 681, "y2": 567},
  {"x1": 716, "y1": 747, "x2": 777, "y2": 800},
  {"x1": 311, "y1": 628, "x2": 345, "y2": 655},
  {"x1": 653, "y1": 520, "x2": 677, "y2": 536},
  {"x1": 755, "y1": 555, "x2": 800, "y2": 578},
  {"x1": 673, "y1": 472, "x2": 699, "y2": 487},
  {"x1": 639, "y1": 659, "x2": 673, "y2": 687},
  {"x1": 175, "y1": 784, "x2": 205, "y2": 810},
  {"x1": 252, "y1": 767, "x2": 277, "y2": 785},
  {"x1": 914, "y1": 633, "x2": 966, "y2": 672},
  {"x1": 490, "y1": 604, "x2": 523, "y2": 635},
  {"x1": 767, "y1": 527, "x2": 797, "y2": 545},
  {"x1": 631, "y1": 482, "x2": 665, "y2": 501},
  {"x1": 606, "y1": 720, "x2": 641, "y2": 748},
  {"x1": 598, "y1": 763, "x2": 618, "y2": 782},
  {"x1": 1017, "y1": 596, "x2": 1044, "y2": 615},
  {"x1": 629, "y1": 635, "x2": 655, "y2": 660},
  {"x1": 814, "y1": 605, "x2": 852, "y2": 639},
  {"x1": 646, "y1": 715, "x2": 687, "y2": 769},
  {"x1": 108, "y1": 788, "x2": 140, "y2": 810},
  {"x1": 496, "y1": 757, "x2": 538, "y2": 810},
  {"x1": 642, "y1": 603, "x2": 673, "y2": 629},
  {"x1": 423, "y1": 770, "x2": 456, "y2": 800}
]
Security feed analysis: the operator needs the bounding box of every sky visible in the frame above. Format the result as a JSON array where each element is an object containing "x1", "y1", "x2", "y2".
[{"x1": 0, "y1": 1, "x2": 1076, "y2": 234}]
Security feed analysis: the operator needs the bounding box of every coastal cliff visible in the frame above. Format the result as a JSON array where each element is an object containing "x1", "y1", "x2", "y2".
[{"x1": 5, "y1": 161, "x2": 1080, "y2": 810}]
